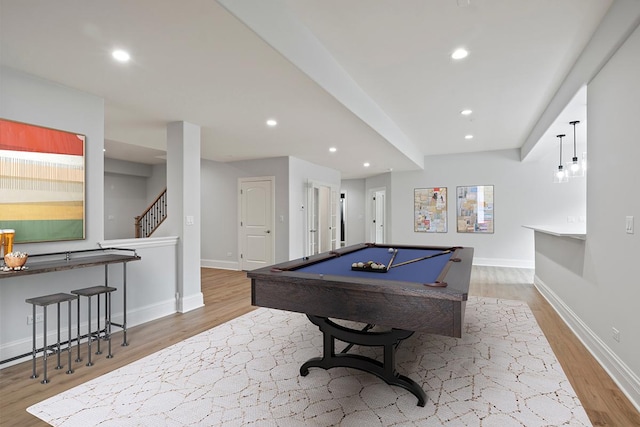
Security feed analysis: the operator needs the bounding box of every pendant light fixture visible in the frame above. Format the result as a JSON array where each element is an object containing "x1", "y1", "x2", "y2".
[
  {"x1": 566, "y1": 120, "x2": 585, "y2": 178},
  {"x1": 553, "y1": 134, "x2": 568, "y2": 183}
]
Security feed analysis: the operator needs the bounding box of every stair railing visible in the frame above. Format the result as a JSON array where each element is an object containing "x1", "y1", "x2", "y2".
[{"x1": 135, "y1": 188, "x2": 167, "y2": 238}]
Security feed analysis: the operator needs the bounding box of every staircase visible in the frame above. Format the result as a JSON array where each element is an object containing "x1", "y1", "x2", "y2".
[{"x1": 135, "y1": 189, "x2": 167, "y2": 238}]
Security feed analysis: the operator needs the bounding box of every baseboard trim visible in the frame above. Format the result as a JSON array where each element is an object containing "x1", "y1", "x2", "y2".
[
  {"x1": 534, "y1": 275, "x2": 640, "y2": 412},
  {"x1": 473, "y1": 257, "x2": 534, "y2": 269},
  {"x1": 178, "y1": 292, "x2": 204, "y2": 313},
  {"x1": 201, "y1": 259, "x2": 240, "y2": 270}
]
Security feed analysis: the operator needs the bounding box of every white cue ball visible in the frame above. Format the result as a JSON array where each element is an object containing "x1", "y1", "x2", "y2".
[{"x1": 388, "y1": 248, "x2": 394, "y2": 253}]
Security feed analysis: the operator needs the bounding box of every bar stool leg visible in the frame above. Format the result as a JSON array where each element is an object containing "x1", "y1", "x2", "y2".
[
  {"x1": 41, "y1": 306, "x2": 49, "y2": 384},
  {"x1": 95, "y1": 294, "x2": 102, "y2": 355},
  {"x1": 106, "y1": 291, "x2": 113, "y2": 358},
  {"x1": 86, "y1": 295, "x2": 93, "y2": 366},
  {"x1": 30, "y1": 304, "x2": 38, "y2": 379},
  {"x1": 55, "y1": 302, "x2": 63, "y2": 370},
  {"x1": 76, "y1": 297, "x2": 82, "y2": 363},
  {"x1": 66, "y1": 299, "x2": 74, "y2": 374}
]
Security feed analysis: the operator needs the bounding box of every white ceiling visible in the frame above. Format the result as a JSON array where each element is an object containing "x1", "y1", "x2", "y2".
[{"x1": 0, "y1": 0, "x2": 613, "y2": 178}]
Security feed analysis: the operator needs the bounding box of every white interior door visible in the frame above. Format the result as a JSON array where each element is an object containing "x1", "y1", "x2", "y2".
[
  {"x1": 307, "y1": 181, "x2": 339, "y2": 255},
  {"x1": 370, "y1": 189, "x2": 386, "y2": 243},
  {"x1": 309, "y1": 187, "x2": 319, "y2": 255},
  {"x1": 239, "y1": 178, "x2": 274, "y2": 270}
]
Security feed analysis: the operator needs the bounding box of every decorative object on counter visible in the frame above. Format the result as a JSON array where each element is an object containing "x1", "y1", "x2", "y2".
[
  {"x1": 0, "y1": 229, "x2": 16, "y2": 257},
  {"x1": 3, "y1": 251, "x2": 28, "y2": 271}
]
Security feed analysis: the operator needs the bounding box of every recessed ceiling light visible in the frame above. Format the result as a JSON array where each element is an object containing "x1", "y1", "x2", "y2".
[
  {"x1": 329, "y1": 147, "x2": 337, "y2": 153},
  {"x1": 266, "y1": 119, "x2": 277, "y2": 127},
  {"x1": 465, "y1": 134, "x2": 474, "y2": 140},
  {"x1": 112, "y1": 49, "x2": 131, "y2": 63},
  {"x1": 461, "y1": 109, "x2": 473, "y2": 116},
  {"x1": 451, "y1": 48, "x2": 469, "y2": 60},
  {"x1": 363, "y1": 162, "x2": 370, "y2": 167}
]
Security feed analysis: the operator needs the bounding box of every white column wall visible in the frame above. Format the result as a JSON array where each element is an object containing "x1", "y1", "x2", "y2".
[{"x1": 166, "y1": 121, "x2": 203, "y2": 313}]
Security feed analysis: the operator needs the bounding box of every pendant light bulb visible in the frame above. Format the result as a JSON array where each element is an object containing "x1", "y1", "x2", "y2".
[{"x1": 571, "y1": 161, "x2": 580, "y2": 172}]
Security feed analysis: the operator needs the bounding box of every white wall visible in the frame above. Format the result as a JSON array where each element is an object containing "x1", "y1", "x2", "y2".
[
  {"x1": 340, "y1": 179, "x2": 366, "y2": 246},
  {"x1": 200, "y1": 157, "x2": 290, "y2": 268},
  {"x1": 147, "y1": 164, "x2": 168, "y2": 206},
  {"x1": 389, "y1": 148, "x2": 586, "y2": 267},
  {"x1": 104, "y1": 172, "x2": 148, "y2": 240},
  {"x1": 536, "y1": 24, "x2": 640, "y2": 408},
  {"x1": 1, "y1": 66, "x2": 105, "y2": 249},
  {"x1": 200, "y1": 156, "x2": 341, "y2": 267}
]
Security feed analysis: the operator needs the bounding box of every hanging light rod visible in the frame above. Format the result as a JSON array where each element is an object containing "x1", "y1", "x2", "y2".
[
  {"x1": 568, "y1": 120, "x2": 583, "y2": 177},
  {"x1": 554, "y1": 134, "x2": 568, "y2": 183}
]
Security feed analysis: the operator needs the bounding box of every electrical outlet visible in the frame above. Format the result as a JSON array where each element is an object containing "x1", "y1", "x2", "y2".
[
  {"x1": 27, "y1": 314, "x2": 44, "y2": 325},
  {"x1": 612, "y1": 327, "x2": 620, "y2": 342}
]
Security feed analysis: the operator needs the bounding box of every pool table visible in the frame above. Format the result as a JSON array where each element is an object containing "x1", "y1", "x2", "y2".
[{"x1": 247, "y1": 243, "x2": 474, "y2": 406}]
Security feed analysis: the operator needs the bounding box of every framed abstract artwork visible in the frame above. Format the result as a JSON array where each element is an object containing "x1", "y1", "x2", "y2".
[
  {"x1": 414, "y1": 187, "x2": 447, "y2": 232},
  {"x1": 0, "y1": 119, "x2": 86, "y2": 243},
  {"x1": 456, "y1": 185, "x2": 494, "y2": 233}
]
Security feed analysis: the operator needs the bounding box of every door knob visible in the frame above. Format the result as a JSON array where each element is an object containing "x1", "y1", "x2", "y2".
[{"x1": 266, "y1": 230, "x2": 271, "y2": 234}]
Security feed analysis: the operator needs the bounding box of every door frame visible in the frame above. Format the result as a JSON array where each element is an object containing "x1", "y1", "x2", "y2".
[
  {"x1": 367, "y1": 186, "x2": 387, "y2": 244},
  {"x1": 306, "y1": 180, "x2": 339, "y2": 256},
  {"x1": 238, "y1": 176, "x2": 275, "y2": 270}
]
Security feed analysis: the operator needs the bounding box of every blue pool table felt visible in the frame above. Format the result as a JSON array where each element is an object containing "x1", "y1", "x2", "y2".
[{"x1": 296, "y1": 247, "x2": 453, "y2": 284}]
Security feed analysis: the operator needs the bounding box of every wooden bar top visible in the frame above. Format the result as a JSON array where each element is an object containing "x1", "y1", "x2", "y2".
[{"x1": 1, "y1": 249, "x2": 140, "y2": 280}]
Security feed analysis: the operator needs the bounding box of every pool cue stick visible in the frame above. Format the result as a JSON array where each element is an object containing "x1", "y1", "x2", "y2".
[
  {"x1": 389, "y1": 249, "x2": 452, "y2": 269},
  {"x1": 386, "y1": 249, "x2": 398, "y2": 270}
]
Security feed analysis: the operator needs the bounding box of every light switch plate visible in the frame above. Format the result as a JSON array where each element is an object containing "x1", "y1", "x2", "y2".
[{"x1": 626, "y1": 216, "x2": 634, "y2": 234}]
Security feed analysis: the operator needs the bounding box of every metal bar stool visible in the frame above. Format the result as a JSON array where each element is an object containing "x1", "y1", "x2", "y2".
[
  {"x1": 71, "y1": 286, "x2": 117, "y2": 366},
  {"x1": 25, "y1": 293, "x2": 78, "y2": 384}
]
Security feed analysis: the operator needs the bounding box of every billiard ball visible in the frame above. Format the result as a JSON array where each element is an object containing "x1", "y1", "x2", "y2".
[{"x1": 388, "y1": 248, "x2": 394, "y2": 253}]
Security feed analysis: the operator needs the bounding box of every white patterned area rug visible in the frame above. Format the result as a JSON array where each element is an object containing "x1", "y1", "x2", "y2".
[{"x1": 27, "y1": 297, "x2": 591, "y2": 426}]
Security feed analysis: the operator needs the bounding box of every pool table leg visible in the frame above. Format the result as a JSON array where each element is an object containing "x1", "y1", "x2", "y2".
[{"x1": 300, "y1": 315, "x2": 427, "y2": 407}]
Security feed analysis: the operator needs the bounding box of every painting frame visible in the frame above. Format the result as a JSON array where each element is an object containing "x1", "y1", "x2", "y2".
[
  {"x1": 456, "y1": 185, "x2": 494, "y2": 234},
  {"x1": 414, "y1": 187, "x2": 448, "y2": 233},
  {"x1": 0, "y1": 118, "x2": 86, "y2": 243}
]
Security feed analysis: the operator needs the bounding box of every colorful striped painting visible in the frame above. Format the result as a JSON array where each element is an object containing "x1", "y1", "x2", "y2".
[{"x1": 0, "y1": 119, "x2": 85, "y2": 243}]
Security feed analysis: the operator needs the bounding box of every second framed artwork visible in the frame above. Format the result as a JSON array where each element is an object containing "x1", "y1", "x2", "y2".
[
  {"x1": 414, "y1": 187, "x2": 448, "y2": 233},
  {"x1": 456, "y1": 185, "x2": 494, "y2": 233}
]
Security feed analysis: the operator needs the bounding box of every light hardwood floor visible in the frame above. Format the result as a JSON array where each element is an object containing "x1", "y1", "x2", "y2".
[{"x1": 1, "y1": 267, "x2": 638, "y2": 426}]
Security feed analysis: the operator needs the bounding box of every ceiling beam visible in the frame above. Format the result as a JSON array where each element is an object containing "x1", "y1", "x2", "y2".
[{"x1": 218, "y1": 0, "x2": 425, "y2": 171}]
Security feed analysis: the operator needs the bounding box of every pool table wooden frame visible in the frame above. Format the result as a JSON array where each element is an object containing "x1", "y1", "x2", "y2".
[{"x1": 247, "y1": 243, "x2": 474, "y2": 406}]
